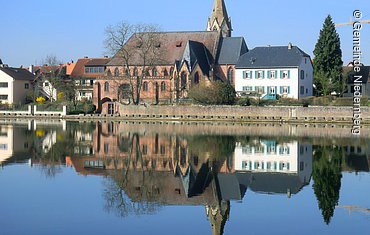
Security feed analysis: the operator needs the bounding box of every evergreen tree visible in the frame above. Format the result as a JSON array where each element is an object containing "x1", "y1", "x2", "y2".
[{"x1": 313, "y1": 15, "x2": 343, "y2": 96}]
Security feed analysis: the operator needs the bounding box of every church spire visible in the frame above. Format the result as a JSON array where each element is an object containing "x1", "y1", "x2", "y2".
[{"x1": 207, "y1": 0, "x2": 232, "y2": 37}]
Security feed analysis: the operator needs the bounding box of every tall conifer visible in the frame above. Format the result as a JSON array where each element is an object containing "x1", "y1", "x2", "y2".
[{"x1": 313, "y1": 15, "x2": 343, "y2": 96}]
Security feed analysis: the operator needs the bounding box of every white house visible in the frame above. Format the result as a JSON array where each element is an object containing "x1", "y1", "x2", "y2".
[
  {"x1": 235, "y1": 43, "x2": 313, "y2": 99},
  {"x1": 0, "y1": 62, "x2": 35, "y2": 105}
]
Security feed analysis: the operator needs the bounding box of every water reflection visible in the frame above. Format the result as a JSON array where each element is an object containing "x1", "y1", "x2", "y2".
[{"x1": 1, "y1": 121, "x2": 370, "y2": 234}]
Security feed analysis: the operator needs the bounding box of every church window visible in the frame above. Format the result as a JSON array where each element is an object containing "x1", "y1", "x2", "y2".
[
  {"x1": 143, "y1": 82, "x2": 149, "y2": 91},
  {"x1": 227, "y1": 67, "x2": 234, "y2": 83},
  {"x1": 194, "y1": 72, "x2": 200, "y2": 84},
  {"x1": 114, "y1": 68, "x2": 120, "y2": 76}
]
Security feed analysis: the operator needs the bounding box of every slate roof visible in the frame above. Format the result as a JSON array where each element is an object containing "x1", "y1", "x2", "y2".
[
  {"x1": 236, "y1": 46, "x2": 311, "y2": 69},
  {"x1": 182, "y1": 40, "x2": 212, "y2": 75},
  {"x1": 236, "y1": 172, "x2": 308, "y2": 195},
  {"x1": 217, "y1": 37, "x2": 248, "y2": 64},
  {"x1": 344, "y1": 66, "x2": 370, "y2": 84},
  {"x1": 0, "y1": 67, "x2": 35, "y2": 81},
  {"x1": 107, "y1": 31, "x2": 220, "y2": 67}
]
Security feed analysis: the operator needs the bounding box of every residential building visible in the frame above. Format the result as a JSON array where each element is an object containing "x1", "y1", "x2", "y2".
[
  {"x1": 0, "y1": 60, "x2": 35, "y2": 105},
  {"x1": 94, "y1": 0, "x2": 248, "y2": 114},
  {"x1": 343, "y1": 64, "x2": 370, "y2": 97},
  {"x1": 70, "y1": 57, "x2": 110, "y2": 101},
  {"x1": 235, "y1": 44, "x2": 313, "y2": 99}
]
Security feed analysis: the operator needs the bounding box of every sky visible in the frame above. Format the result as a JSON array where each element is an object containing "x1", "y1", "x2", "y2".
[{"x1": 0, "y1": 0, "x2": 369, "y2": 67}]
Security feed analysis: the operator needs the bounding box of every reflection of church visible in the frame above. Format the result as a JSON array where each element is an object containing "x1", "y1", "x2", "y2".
[{"x1": 66, "y1": 122, "x2": 315, "y2": 235}]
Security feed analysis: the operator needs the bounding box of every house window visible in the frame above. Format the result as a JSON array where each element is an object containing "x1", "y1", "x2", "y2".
[
  {"x1": 89, "y1": 67, "x2": 94, "y2": 73},
  {"x1": 269, "y1": 70, "x2": 277, "y2": 79},
  {"x1": 114, "y1": 68, "x2": 120, "y2": 76},
  {"x1": 243, "y1": 70, "x2": 251, "y2": 79},
  {"x1": 0, "y1": 83, "x2": 8, "y2": 88},
  {"x1": 301, "y1": 70, "x2": 305, "y2": 80},
  {"x1": 306, "y1": 88, "x2": 308, "y2": 94},
  {"x1": 44, "y1": 82, "x2": 49, "y2": 87},
  {"x1": 255, "y1": 86, "x2": 265, "y2": 94},
  {"x1": 256, "y1": 70, "x2": 264, "y2": 79},
  {"x1": 143, "y1": 82, "x2": 149, "y2": 91},
  {"x1": 0, "y1": 144, "x2": 8, "y2": 150},
  {"x1": 281, "y1": 86, "x2": 290, "y2": 94},
  {"x1": 104, "y1": 82, "x2": 109, "y2": 92},
  {"x1": 161, "y1": 82, "x2": 166, "y2": 91},
  {"x1": 99, "y1": 67, "x2": 104, "y2": 73},
  {"x1": 25, "y1": 83, "x2": 29, "y2": 89},
  {"x1": 227, "y1": 67, "x2": 234, "y2": 83},
  {"x1": 281, "y1": 70, "x2": 290, "y2": 79},
  {"x1": 242, "y1": 86, "x2": 253, "y2": 92},
  {"x1": 0, "y1": 95, "x2": 8, "y2": 100},
  {"x1": 85, "y1": 67, "x2": 89, "y2": 73},
  {"x1": 194, "y1": 72, "x2": 200, "y2": 84},
  {"x1": 300, "y1": 86, "x2": 305, "y2": 95},
  {"x1": 94, "y1": 67, "x2": 99, "y2": 73}
]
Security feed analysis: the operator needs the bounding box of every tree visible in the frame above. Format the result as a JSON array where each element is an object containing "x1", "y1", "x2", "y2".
[
  {"x1": 313, "y1": 15, "x2": 343, "y2": 96},
  {"x1": 42, "y1": 54, "x2": 63, "y2": 66},
  {"x1": 312, "y1": 146, "x2": 343, "y2": 225},
  {"x1": 104, "y1": 22, "x2": 162, "y2": 105}
]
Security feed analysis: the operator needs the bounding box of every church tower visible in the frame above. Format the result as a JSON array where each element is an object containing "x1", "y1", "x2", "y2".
[{"x1": 206, "y1": 0, "x2": 232, "y2": 37}]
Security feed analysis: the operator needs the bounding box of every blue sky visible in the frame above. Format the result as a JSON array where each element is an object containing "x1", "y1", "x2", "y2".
[{"x1": 0, "y1": 0, "x2": 369, "y2": 67}]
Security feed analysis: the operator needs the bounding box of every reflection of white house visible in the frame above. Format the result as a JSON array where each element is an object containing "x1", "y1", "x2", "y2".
[
  {"x1": 41, "y1": 130, "x2": 57, "y2": 153},
  {"x1": 0, "y1": 62, "x2": 35, "y2": 104},
  {"x1": 235, "y1": 44, "x2": 313, "y2": 99},
  {"x1": 234, "y1": 140, "x2": 312, "y2": 196},
  {"x1": 0, "y1": 125, "x2": 31, "y2": 165}
]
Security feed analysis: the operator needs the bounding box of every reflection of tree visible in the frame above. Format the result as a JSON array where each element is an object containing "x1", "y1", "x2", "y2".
[
  {"x1": 312, "y1": 146, "x2": 343, "y2": 224},
  {"x1": 187, "y1": 135, "x2": 236, "y2": 160}
]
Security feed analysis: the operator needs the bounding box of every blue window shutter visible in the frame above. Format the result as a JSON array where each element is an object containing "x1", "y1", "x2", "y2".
[
  {"x1": 250, "y1": 71, "x2": 253, "y2": 78},
  {"x1": 288, "y1": 86, "x2": 291, "y2": 94},
  {"x1": 255, "y1": 86, "x2": 258, "y2": 91},
  {"x1": 255, "y1": 71, "x2": 258, "y2": 78},
  {"x1": 267, "y1": 86, "x2": 270, "y2": 94},
  {"x1": 280, "y1": 70, "x2": 283, "y2": 78},
  {"x1": 267, "y1": 71, "x2": 271, "y2": 78},
  {"x1": 280, "y1": 86, "x2": 283, "y2": 94},
  {"x1": 288, "y1": 70, "x2": 291, "y2": 78},
  {"x1": 275, "y1": 86, "x2": 277, "y2": 94},
  {"x1": 275, "y1": 70, "x2": 278, "y2": 77},
  {"x1": 262, "y1": 71, "x2": 265, "y2": 78},
  {"x1": 243, "y1": 71, "x2": 246, "y2": 78},
  {"x1": 262, "y1": 86, "x2": 265, "y2": 93}
]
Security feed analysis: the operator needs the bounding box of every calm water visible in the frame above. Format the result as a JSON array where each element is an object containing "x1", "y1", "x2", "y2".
[{"x1": 0, "y1": 120, "x2": 370, "y2": 235}]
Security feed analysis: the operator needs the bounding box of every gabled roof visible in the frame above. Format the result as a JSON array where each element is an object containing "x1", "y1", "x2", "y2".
[
  {"x1": 217, "y1": 37, "x2": 248, "y2": 65},
  {"x1": 0, "y1": 66, "x2": 35, "y2": 81},
  {"x1": 182, "y1": 40, "x2": 212, "y2": 75},
  {"x1": 108, "y1": 31, "x2": 220, "y2": 66},
  {"x1": 70, "y1": 58, "x2": 109, "y2": 78},
  {"x1": 236, "y1": 45, "x2": 311, "y2": 69}
]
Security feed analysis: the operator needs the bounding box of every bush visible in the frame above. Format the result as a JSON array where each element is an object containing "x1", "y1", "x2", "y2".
[
  {"x1": 237, "y1": 97, "x2": 252, "y2": 106},
  {"x1": 189, "y1": 81, "x2": 236, "y2": 105},
  {"x1": 36, "y1": 96, "x2": 46, "y2": 104}
]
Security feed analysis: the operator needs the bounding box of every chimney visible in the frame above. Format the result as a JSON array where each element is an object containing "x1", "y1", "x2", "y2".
[
  {"x1": 84, "y1": 56, "x2": 88, "y2": 59},
  {"x1": 288, "y1": 42, "x2": 293, "y2": 50},
  {"x1": 29, "y1": 65, "x2": 34, "y2": 74}
]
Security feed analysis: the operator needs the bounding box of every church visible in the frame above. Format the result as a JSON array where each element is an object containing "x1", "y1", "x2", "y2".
[{"x1": 94, "y1": 0, "x2": 248, "y2": 114}]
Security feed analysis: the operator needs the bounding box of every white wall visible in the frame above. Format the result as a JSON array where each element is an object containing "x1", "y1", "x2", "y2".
[
  {"x1": 298, "y1": 57, "x2": 314, "y2": 98},
  {"x1": 235, "y1": 57, "x2": 313, "y2": 99},
  {"x1": 0, "y1": 70, "x2": 13, "y2": 104}
]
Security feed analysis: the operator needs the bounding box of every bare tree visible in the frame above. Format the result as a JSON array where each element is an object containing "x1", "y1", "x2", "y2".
[
  {"x1": 42, "y1": 54, "x2": 63, "y2": 66},
  {"x1": 104, "y1": 22, "x2": 162, "y2": 105}
]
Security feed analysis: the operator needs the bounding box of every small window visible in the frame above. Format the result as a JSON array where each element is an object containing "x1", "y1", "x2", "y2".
[
  {"x1": 306, "y1": 88, "x2": 308, "y2": 94},
  {"x1": 163, "y1": 68, "x2": 168, "y2": 76},
  {"x1": 194, "y1": 72, "x2": 200, "y2": 84},
  {"x1": 0, "y1": 95, "x2": 8, "y2": 100},
  {"x1": 0, "y1": 82, "x2": 8, "y2": 88},
  {"x1": 133, "y1": 68, "x2": 138, "y2": 76},
  {"x1": 227, "y1": 67, "x2": 234, "y2": 83},
  {"x1": 152, "y1": 68, "x2": 158, "y2": 77},
  {"x1": 161, "y1": 82, "x2": 166, "y2": 91},
  {"x1": 143, "y1": 82, "x2": 149, "y2": 91},
  {"x1": 269, "y1": 70, "x2": 276, "y2": 79},
  {"x1": 281, "y1": 70, "x2": 289, "y2": 79},
  {"x1": 300, "y1": 86, "x2": 305, "y2": 95},
  {"x1": 25, "y1": 83, "x2": 29, "y2": 89},
  {"x1": 301, "y1": 70, "x2": 305, "y2": 80},
  {"x1": 44, "y1": 82, "x2": 49, "y2": 87},
  {"x1": 142, "y1": 145, "x2": 148, "y2": 155},
  {"x1": 85, "y1": 68, "x2": 89, "y2": 73},
  {"x1": 114, "y1": 68, "x2": 120, "y2": 77},
  {"x1": 104, "y1": 82, "x2": 109, "y2": 92}
]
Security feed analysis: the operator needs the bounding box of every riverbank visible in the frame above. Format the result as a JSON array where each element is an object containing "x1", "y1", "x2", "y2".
[{"x1": 0, "y1": 105, "x2": 369, "y2": 124}]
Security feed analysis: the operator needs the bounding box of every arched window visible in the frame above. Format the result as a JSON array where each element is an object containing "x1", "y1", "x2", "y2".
[
  {"x1": 161, "y1": 81, "x2": 166, "y2": 91},
  {"x1": 125, "y1": 68, "x2": 130, "y2": 76},
  {"x1": 181, "y1": 72, "x2": 187, "y2": 89},
  {"x1": 145, "y1": 69, "x2": 150, "y2": 76},
  {"x1": 114, "y1": 68, "x2": 120, "y2": 77},
  {"x1": 163, "y1": 68, "x2": 168, "y2": 76},
  {"x1": 227, "y1": 67, "x2": 234, "y2": 83},
  {"x1": 104, "y1": 82, "x2": 109, "y2": 92},
  {"x1": 152, "y1": 68, "x2": 158, "y2": 77},
  {"x1": 133, "y1": 67, "x2": 138, "y2": 77},
  {"x1": 143, "y1": 82, "x2": 149, "y2": 91},
  {"x1": 107, "y1": 69, "x2": 112, "y2": 76},
  {"x1": 194, "y1": 72, "x2": 200, "y2": 84},
  {"x1": 170, "y1": 67, "x2": 174, "y2": 76}
]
